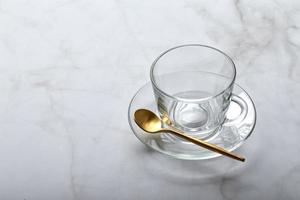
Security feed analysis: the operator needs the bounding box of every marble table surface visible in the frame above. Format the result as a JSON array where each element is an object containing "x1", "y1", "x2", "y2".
[{"x1": 1, "y1": 0, "x2": 300, "y2": 199}]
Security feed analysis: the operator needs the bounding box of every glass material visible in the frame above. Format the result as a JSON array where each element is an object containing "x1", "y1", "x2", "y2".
[
  {"x1": 150, "y1": 44, "x2": 236, "y2": 139},
  {"x1": 128, "y1": 81, "x2": 256, "y2": 160}
]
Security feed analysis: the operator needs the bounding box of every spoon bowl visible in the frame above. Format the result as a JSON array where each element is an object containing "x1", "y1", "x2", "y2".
[{"x1": 134, "y1": 109, "x2": 163, "y2": 133}]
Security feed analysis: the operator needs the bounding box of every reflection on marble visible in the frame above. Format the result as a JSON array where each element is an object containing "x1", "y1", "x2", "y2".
[{"x1": 0, "y1": 0, "x2": 299, "y2": 199}]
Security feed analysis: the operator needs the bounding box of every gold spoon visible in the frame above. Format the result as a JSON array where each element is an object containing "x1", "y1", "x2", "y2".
[{"x1": 134, "y1": 109, "x2": 245, "y2": 162}]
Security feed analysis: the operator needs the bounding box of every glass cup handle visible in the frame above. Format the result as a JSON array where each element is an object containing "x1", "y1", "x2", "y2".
[{"x1": 223, "y1": 94, "x2": 248, "y2": 126}]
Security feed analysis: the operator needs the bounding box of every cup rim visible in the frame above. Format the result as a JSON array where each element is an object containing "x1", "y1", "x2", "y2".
[{"x1": 150, "y1": 44, "x2": 237, "y2": 102}]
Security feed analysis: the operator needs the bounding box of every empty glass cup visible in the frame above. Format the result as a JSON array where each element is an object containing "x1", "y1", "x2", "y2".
[{"x1": 150, "y1": 44, "x2": 243, "y2": 139}]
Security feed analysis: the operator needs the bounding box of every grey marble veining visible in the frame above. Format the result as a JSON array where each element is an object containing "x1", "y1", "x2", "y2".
[{"x1": 0, "y1": 0, "x2": 300, "y2": 199}]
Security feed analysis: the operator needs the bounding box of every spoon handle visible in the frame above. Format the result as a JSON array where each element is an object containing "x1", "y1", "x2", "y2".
[{"x1": 166, "y1": 128, "x2": 245, "y2": 162}]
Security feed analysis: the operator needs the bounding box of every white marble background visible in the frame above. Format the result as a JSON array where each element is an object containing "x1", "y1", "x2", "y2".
[{"x1": 0, "y1": 0, "x2": 300, "y2": 199}]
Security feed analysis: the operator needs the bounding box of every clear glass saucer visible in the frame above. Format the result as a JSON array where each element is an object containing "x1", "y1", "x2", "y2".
[{"x1": 128, "y1": 82, "x2": 256, "y2": 160}]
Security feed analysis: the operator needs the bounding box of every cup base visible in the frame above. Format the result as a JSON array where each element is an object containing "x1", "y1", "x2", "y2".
[{"x1": 164, "y1": 125, "x2": 222, "y2": 144}]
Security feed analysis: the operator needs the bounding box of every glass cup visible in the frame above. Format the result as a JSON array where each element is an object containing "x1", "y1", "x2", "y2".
[{"x1": 150, "y1": 44, "x2": 246, "y2": 139}]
